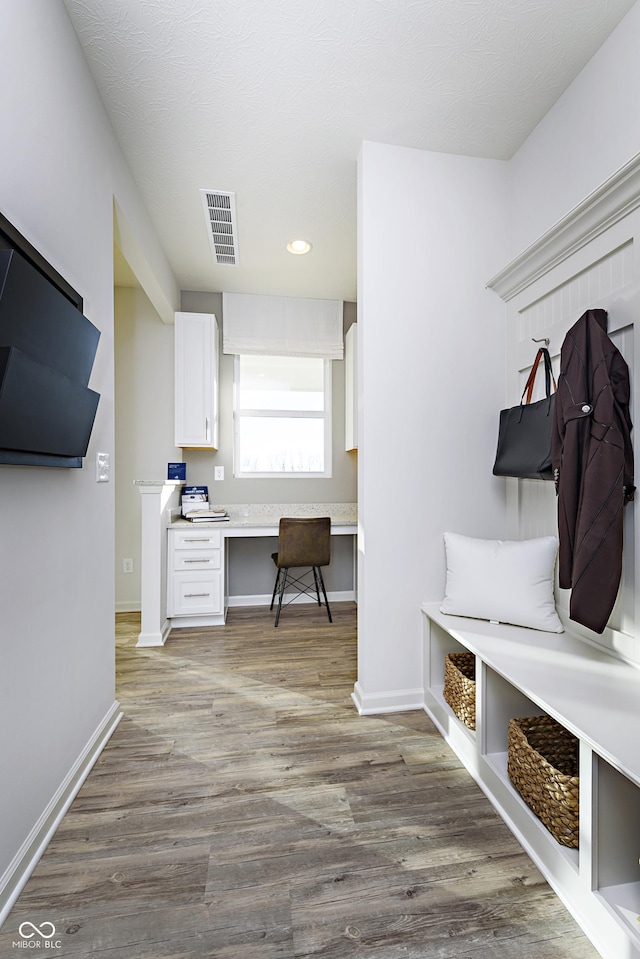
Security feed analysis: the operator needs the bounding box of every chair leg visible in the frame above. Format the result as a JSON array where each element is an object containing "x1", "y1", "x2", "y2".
[
  {"x1": 270, "y1": 568, "x2": 281, "y2": 611},
  {"x1": 312, "y1": 566, "x2": 321, "y2": 605},
  {"x1": 274, "y1": 567, "x2": 288, "y2": 627},
  {"x1": 317, "y1": 567, "x2": 332, "y2": 623}
]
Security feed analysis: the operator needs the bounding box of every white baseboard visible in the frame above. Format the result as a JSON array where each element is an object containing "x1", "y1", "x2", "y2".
[
  {"x1": 229, "y1": 589, "x2": 355, "y2": 607},
  {"x1": 115, "y1": 601, "x2": 141, "y2": 613},
  {"x1": 163, "y1": 612, "x2": 225, "y2": 629},
  {"x1": 351, "y1": 681, "x2": 424, "y2": 715},
  {"x1": 0, "y1": 701, "x2": 123, "y2": 928}
]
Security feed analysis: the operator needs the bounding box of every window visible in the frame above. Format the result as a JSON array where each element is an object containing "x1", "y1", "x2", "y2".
[{"x1": 233, "y1": 355, "x2": 332, "y2": 477}]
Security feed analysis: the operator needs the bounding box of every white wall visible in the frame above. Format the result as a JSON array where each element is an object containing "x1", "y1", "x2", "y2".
[
  {"x1": 115, "y1": 286, "x2": 180, "y2": 610},
  {"x1": 503, "y1": 0, "x2": 640, "y2": 659},
  {"x1": 356, "y1": 141, "x2": 509, "y2": 712},
  {"x1": 0, "y1": 0, "x2": 177, "y2": 911},
  {"x1": 510, "y1": 1, "x2": 640, "y2": 255}
]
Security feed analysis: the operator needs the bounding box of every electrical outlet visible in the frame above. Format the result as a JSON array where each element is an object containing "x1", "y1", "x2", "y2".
[
  {"x1": 122, "y1": 558, "x2": 134, "y2": 574},
  {"x1": 214, "y1": 466, "x2": 224, "y2": 481}
]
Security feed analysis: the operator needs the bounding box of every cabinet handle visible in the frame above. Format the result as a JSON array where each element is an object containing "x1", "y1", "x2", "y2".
[
  {"x1": 184, "y1": 537, "x2": 211, "y2": 542},
  {"x1": 185, "y1": 592, "x2": 210, "y2": 598},
  {"x1": 184, "y1": 558, "x2": 210, "y2": 564},
  {"x1": 205, "y1": 416, "x2": 209, "y2": 440}
]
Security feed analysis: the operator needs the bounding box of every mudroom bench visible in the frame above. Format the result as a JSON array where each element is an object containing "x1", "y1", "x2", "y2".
[{"x1": 421, "y1": 601, "x2": 640, "y2": 959}]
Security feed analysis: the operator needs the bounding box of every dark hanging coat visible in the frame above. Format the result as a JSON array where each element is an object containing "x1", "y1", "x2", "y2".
[{"x1": 551, "y1": 309, "x2": 634, "y2": 634}]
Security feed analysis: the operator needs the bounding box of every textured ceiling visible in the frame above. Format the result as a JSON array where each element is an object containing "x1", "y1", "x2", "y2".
[{"x1": 63, "y1": 0, "x2": 636, "y2": 302}]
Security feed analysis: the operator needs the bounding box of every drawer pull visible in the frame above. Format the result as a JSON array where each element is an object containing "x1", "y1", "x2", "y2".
[
  {"x1": 185, "y1": 592, "x2": 210, "y2": 598},
  {"x1": 184, "y1": 558, "x2": 210, "y2": 564},
  {"x1": 184, "y1": 537, "x2": 212, "y2": 542}
]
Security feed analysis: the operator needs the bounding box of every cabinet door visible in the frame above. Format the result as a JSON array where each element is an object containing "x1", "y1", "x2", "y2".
[
  {"x1": 171, "y1": 570, "x2": 223, "y2": 615},
  {"x1": 175, "y1": 312, "x2": 219, "y2": 448},
  {"x1": 345, "y1": 323, "x2": 357, "y2": 451}
]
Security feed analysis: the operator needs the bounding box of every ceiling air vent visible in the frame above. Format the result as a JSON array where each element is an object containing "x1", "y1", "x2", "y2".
[{"x1": 200, "y1": 189, "x2": 239, "y2": 266}]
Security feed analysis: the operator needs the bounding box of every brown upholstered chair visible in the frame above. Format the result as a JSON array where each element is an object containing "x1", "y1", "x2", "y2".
[{"x1": 270, "y1": 517, "x2": 332, "y2": 627}]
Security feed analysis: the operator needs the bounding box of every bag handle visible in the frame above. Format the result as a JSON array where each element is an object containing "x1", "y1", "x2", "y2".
[
  {"x1": 522, "y1": 347, "x2": 557, "y2": 405},
  {"x1": 522, "y1": 349, "x2": 544, "y2": 404}
]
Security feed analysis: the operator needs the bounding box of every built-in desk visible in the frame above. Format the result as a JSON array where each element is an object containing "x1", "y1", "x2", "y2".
[
  {"x1": 167, "y1": 507, "x2": 357, "y2": 629},
  {"x1": 135, "y1": 487, "x2": 357, "y2": 647}
]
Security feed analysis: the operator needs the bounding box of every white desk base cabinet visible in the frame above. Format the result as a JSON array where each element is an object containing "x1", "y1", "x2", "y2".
[
  {"x1": 422, "y1": 601, "x2": 640, "y2": 959},
  {"x1": 167, "y1": 527, "x2": 226, "y2": 626}
]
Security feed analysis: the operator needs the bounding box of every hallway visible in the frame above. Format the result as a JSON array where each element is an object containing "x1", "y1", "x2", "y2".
[{"x1": 2, "y1": 605, "x2": 596, "y2": 957}]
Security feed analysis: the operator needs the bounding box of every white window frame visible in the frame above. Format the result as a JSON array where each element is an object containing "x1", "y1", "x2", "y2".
[{"x1": 233, "y1": 355, "x2": 332, "y2": 479}]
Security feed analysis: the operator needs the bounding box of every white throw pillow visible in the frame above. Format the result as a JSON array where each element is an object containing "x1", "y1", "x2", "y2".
[{"x1": 440, "y1": 532, "x2": 563, "y2": 633}]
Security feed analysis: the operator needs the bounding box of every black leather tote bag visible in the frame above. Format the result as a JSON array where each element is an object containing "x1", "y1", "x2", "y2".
[{"x1": 493, "y1": 347, "x2": 556, "y2": 481}]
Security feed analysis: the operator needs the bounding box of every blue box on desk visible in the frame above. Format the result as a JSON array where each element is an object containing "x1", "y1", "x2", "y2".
[{"x1": 167, "y1": 462, "x2": 186, "y2": 481}]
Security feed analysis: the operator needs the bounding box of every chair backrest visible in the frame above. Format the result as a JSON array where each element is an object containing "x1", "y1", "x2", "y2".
[{"x1": 276, "y1": 517, "x2": 331, "y2": 568}]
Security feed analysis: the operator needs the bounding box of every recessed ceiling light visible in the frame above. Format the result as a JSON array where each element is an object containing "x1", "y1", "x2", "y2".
[{"x1": 287, "y1": 239, "x2": 312, "y2": 255}]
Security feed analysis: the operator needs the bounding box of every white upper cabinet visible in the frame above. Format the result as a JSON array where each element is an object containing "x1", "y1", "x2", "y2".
[
  {"x1": 174, "y1": 312, "x2": 219, "y2": 449},
  {"x1": 345, "y1": 322, "x2": 357, "y2": 451}
]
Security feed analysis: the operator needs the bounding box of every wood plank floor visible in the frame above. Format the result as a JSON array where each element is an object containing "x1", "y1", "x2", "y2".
[{"x1": 1, "y1": 604, "x2": 599, "y2": 958}]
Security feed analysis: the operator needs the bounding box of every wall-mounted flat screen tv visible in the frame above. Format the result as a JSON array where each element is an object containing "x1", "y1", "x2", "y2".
[{"x1": 0, "y1": 213, "x2": 100, "y2": 468}]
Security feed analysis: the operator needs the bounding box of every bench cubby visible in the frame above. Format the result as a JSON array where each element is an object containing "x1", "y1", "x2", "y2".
[{"x1": 422, "y1": 601, "x2": 640, "y2": 959}]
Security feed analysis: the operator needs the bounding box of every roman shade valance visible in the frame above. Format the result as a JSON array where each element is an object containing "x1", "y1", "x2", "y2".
[{"x1": 222, "y1": 292, "x2": 344, "y2": 359}]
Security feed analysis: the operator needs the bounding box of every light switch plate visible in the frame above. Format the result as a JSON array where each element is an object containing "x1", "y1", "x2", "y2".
[
  {"x1": 214, "y1": 466, "x2": 224, "y2": 481},
  {"x1": 96, "y1": 451, "x2": 110, "y2": 482}
]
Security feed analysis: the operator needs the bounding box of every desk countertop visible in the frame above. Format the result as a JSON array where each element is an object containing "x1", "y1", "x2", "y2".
[{"x1": 170, "y1": 502, "x2": 357, "y2": 532}]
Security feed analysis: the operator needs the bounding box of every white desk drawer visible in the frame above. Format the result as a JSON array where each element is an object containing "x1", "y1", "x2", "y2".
[
  {"x1": 171, "y1": 570, "x2": 223, "y2": 616},
  {"x1": 171, "y1": 528, "x2": 222, "y2": 550},
  {"x1": 173, "y1": 549, "x2": 221, "y2": 572}
]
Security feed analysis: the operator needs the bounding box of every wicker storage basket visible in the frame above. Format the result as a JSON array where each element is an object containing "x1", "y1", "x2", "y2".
[
  {"x1": 443, "y1": 652, "x2": 476, "y2": 730},
  {"x1": 508, "y1": 715, "x2": 579, "y2": 848}
]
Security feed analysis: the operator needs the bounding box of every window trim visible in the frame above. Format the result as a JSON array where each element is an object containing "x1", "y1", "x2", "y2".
[{"x1": 233, "y1": 355, "x2": 332, "y2": 479}]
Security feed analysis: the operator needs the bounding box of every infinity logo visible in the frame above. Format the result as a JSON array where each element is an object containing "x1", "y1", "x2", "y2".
[{"x1": 18, "y1": 921, "x2": 56, "y2": 939}]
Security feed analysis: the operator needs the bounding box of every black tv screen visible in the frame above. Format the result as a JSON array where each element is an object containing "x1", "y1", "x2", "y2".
[{"x1": 0, "y1": 219, "x2": 101, "y2": 468}]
